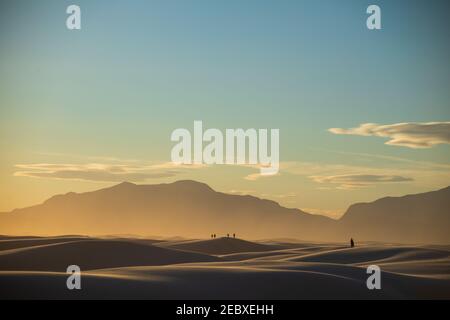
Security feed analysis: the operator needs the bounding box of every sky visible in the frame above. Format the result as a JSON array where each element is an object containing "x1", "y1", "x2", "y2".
[{"x1": 1, "y1": 0, "x2": 449, "y2": 218}]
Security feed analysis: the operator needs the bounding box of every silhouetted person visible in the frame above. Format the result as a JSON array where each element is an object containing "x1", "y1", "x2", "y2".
[
  {"x1": 211, "y1": 234, "x2": 213, "y2": 239},
  {"x1": 227, "y1": 233, "x2": 229, "y2": 238},
  {"x1": 350, "y1": 238, "x2": 355, "y2": 248},
  {"x1": 233, "y1": 233, "x2": 235, "y2": 238}
]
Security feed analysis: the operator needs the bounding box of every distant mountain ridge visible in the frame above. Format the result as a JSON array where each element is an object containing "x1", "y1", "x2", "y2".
[
  {"x1": 0, "y1": 180, "x2": 449, "y2": 244},
  {"x1": 339, "y1": 186, "x2": 450, "y2": 243},
  {"x1": 0, "y1": 180, "x2": 337, "y2": 241}
]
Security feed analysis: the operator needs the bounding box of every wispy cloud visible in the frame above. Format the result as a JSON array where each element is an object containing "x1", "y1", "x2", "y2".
[
  {"x1": 14, "y1": 162, "x2": 202, "y2": 183},
  {"x1": 278, "y1": 160, "x2": 448, "y2": 190},
  {"x1": 329, "y1": 122, "x2": 450, "y2": 148},
  {"x1": 243, "y1": 164, "x2": 280, "y2": 181},
  {"x1": 310, "y1": 174, "x2": 413, "y2": 189},
  {"x1": 311, "y1": 148, "x2": 450, "y2": 171},
  {"x1": 244, "y1": 172, "x2": 279, "y2": 181}
]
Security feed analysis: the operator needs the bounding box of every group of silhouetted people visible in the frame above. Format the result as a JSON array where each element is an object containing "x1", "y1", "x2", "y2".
[{"x1": 210, "y1": 233, "x2": 236, "y2": 239}]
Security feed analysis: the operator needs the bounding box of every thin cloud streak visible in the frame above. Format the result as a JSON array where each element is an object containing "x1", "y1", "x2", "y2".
[
  {"x1": 310, "y1": 174, "x2": 413, "y2": 189},
  {"x1": 329, "y1": 122, "x2": 450, "y2": 148},
  {"x1": 276, "y1": 161, "x2": 448, "y2": 190},
  {"x1": 14, "y1": 162, "x2": 201, "y2": 183}
]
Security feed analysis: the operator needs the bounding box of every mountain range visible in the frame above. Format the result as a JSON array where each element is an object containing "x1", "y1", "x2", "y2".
[{"x1": 0, "y1": 180, "x2": 449, "y2": 244}]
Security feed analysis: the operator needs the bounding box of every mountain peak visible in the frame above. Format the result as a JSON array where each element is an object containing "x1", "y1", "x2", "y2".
[
  {"x1": 171, "y1": 180, "x2": 210, "y2": 187},
  {"x1": 106, "y1": 181, "x2": 137, "y2": 191},
  {"x1": 168, "y1": 180, "x2": 215, "y2": 191},
  {"x1": 112, "y1": 181, "x2": 136, "y2": 188},
  {"x1": 117, "y1": 181, "x2": 135, "y2": 187}
]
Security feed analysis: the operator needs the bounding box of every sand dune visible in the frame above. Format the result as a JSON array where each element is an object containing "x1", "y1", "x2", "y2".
[
  {"x1": 0, "y1": 236, "x2": 92, "y2": 251},
  {"x1": 0, "y1": 264, "x2": 376, "y2": 299},
  {"x1": 220, "y1": 245, "x2": 346, "y2": 261},
  {"x1": 1, "y1": 261, "x2": 449, "y2": 299},
  {"x1": 0, "y1": 239, "x2": 220, "y2": 272},
  {"x1": 0, "y1": 236, "x2": 448, "y2": 299},
  {"x1": 156, "y1": 237, "x2": 282, "y2": 255},
  {"x1": 285, "y1": 245, "x2": 450, "y2": 264}
]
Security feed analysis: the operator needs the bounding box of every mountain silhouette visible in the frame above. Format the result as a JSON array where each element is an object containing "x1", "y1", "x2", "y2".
[
  {"x1": 0, "y1": 180, "x2": 336, "y2": 240},
  {"x1": 339, "y1": 186, "x2": 450, "y2": 243},
  {"x1": 0, "y1": 180, "x2": 448, "y2": 243}
]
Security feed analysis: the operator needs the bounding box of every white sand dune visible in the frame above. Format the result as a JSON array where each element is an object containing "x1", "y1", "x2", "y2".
[
  {"x1": 0, "y1": 239, "x2": 220, "y2": 272},
  {"x1": 284, "y1": 245, "x2": 450, "y2": 264},
  {"x1": 156, "y1": 237, "x2": 282, "y2": 255},
  {"x1": 0, "y1": 236, "x2": 92, "y2": 251},
  {"x1": 1, "y1": 261, "x2": 449, "y2": 299},
  {"x1": 220, "y1": 244, "x2": 346, "y2": 261},
  {"x1": 0, "y1": 236, "x2": 448, "y2": 299}
]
